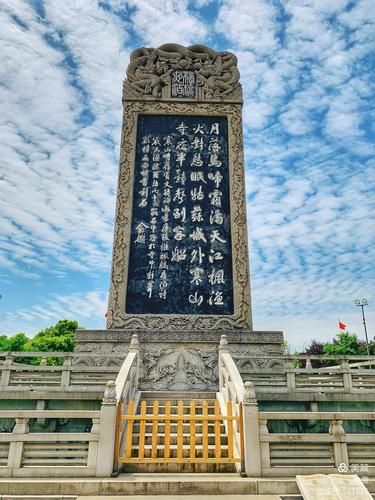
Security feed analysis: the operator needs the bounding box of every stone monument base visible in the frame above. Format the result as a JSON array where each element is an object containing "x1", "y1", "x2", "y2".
[{"x1": 74, "y1": 329, "x2": 284, "y2": 392}]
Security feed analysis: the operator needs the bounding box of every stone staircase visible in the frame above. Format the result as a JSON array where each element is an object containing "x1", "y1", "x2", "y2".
[{"x1": 122, "y1": 391, "x2": 237, "y2": 473}]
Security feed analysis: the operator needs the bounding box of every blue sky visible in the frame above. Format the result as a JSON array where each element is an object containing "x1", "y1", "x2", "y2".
[{"x1": 0, "y1": 0, "x2": 374, "y2": 350}]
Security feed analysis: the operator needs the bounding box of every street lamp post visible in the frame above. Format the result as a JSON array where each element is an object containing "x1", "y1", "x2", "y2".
[{"x1": 355, "y1": 299, "x2": 370, "y2": 355}]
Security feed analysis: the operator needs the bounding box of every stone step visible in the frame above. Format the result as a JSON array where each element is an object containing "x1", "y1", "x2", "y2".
[
  {"x1": 132, "y1": 433, "x2": 229, "y2": 446},
  {"x1": 76, "y1": 496, "x2": 283, "y2": 500},
  {"x1": 142, "y1": 404, "x2": 218, "y2": 414},
  {"x1": 142, "y1": 398, "x2": 217, "y2": 404},
  {"x1": 122, "y1": 462, "x2": 237, "y2": 473},
  {"x1": 127, "y1": 446, "x2": 232, "y2": 459},
  {"x1": 0, "y1": 497, "x2": 76, "y2": 500},
  {"x1": 141, "y1": 391, "x2": 217, "y2": 400},
  {"x1": 0, "y1": 475, "x2": 308, "y2": 496},
  {"x1": 0, "y1": 473, "x2": 375, "y2": 500},
  {"x1": 2, "y1": 476, "x2": 372, "y2": 497},
  {"x1": 132, "y1": 422, "x2": 226, "y2": 433}
]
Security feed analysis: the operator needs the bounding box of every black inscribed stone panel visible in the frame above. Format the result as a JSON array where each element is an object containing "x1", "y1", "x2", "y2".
[{"x1": 126, "y1": 114, "x2": 234, "y2": 315}]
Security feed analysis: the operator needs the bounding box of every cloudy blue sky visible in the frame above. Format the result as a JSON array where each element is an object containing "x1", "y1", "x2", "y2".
[{"x1": 0, "y1": 0, "x2": 374, "y2": 350}]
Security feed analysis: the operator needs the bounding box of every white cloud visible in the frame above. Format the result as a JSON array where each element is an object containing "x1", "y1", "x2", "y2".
[
  {"x1": 325, "y1": 110, "x2": 362, "y2": 138},
  {"x1": 0, "y1": 0, "x2": 373, "y2": 350},
  {"x1": 125, "y1": 0, "x2": 207, "y2": 46},
  {"x1": 0, "y1": 1, "x2": 130, "y2": 276},
  {"x1": 216, "y1": 0, "x2": 278, "y2": 54},
  {"x1": 2, "y1": 290, "x2": 108, "y2": 336}
]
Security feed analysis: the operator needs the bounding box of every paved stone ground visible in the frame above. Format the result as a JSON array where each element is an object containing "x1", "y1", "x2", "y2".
[{"x1": 76, "y1": 496, "x2": 282, "y2": 500}]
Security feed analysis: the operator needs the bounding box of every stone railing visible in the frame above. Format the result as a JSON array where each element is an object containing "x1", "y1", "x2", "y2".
[
  {"x1": 258, "y1": 410, "x2": 375, "y2": 477},
  {"x1": 218, "y1": 340, "x2": 375, "y2": 478},
  {"x1": 96, "y1": 334, "x2": 140, "y2": 476},
  {"x1": 0, "y1": 352, "x2": 121, "y2": 395},
  {"x1": 0, "y1": 409, "x2": 101, "y2": 477},
  {"x1": 240, "y1": 355, "x2": 375, "y2": 394},
  {"x1": 0, "y1": 335, "x2": 140, "y2": 478},
  {"x1": 218, "y1": 335, "x2": 260, "y2": 475},
  {"x1": 1, "y1": 351, "x2": 374, "y2": 397}
]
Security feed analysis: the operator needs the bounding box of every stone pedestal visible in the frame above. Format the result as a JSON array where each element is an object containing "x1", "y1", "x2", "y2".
[{"x1": 74, "y1": 329, "x2": 284, "y2": 392}]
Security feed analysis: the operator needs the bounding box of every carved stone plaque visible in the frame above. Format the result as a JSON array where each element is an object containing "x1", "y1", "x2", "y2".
[
  {"x1": 126, "y1": 114, "x2": 233, "y2": 315},
  {"x1": 106, "y1": 45, "x2": 252, "y2": 332}
]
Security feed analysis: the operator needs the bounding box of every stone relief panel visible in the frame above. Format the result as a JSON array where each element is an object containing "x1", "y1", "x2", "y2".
[
  {"x1": 72, "y1": 342, "x2": 126, "y2": 367},
  {"x1": 72, "y1": 355, "x2": 123, "y2": 368},
  {"x1": 75, "y1": 329, "x2": 283, "y2": 345},
  {"x1": 230, "y1": 346, "x2": 284, "y2": 372},
  {"x1": 124, "y1": 44, "x2": 242, "y2": 102},
  {"x1": 74, "y1": 343, "x2": 102, "y2": 353},
  {"x1": 139, "y1": 347, "x2": 218, "y2": 391}
]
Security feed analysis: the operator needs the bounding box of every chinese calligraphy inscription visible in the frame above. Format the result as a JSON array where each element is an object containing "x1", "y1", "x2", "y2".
[
  {"x1": 171, "y1": 70, "x2": 195, "y2": 98},
  {"x1": 126, "y1": 114, "x2": 233, "y2": 316}
]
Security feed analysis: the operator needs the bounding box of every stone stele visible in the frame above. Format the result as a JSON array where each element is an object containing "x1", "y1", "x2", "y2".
[{"x1": 74, "y1": 44, "x2": 284, "y2": 389}]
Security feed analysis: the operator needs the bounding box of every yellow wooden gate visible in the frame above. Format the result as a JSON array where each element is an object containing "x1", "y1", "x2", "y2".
[{"x1": 115, "y1": 399, "x2": 243, "y2": 465}]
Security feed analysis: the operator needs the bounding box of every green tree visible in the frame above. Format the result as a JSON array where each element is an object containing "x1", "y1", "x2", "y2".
[
  {"x1": 0, "y1": 320, "x2": 81, "y2": 365},
  {"x1": 324, "y1": 331, "x2": 361, "y2": 356},
  {"x1": 304, "y1": 333, "x2": 375, "y2": 367},
  {"x1": 27, "y1": 320, "x2": 79, "y2": 353},
  {"x1": 0, "y1": 332, "x2": 30, "y2": 352}
]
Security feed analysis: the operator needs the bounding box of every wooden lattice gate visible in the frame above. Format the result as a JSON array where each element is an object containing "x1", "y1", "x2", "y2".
[{"x1": 115, "y1": 399, "x2": 243, "y2": 466}]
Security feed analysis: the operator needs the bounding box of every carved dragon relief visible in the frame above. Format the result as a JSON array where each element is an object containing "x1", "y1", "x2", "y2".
[
  {"x1": 139, "y1": 347, "x2": 218, "y2": 391},
  {"x1": 106, "y1": 101, "x2": 252, "y2": 331},
  {"x1": 72, "y1": 343, "x2": 126, "y2": 367},
  {"x1": 124, "y1": 44, "x2": 242, "y2": 102},
  {"x1": 230, "y1": 345, "x2": 285, "y2": 372}
]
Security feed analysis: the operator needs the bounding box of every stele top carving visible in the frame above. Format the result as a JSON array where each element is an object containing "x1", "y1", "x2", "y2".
[{"x1": 123, "y1": 43, "x2": 243, "y2": 102}]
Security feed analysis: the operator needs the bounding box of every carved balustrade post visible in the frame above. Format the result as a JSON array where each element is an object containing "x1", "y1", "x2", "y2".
[
  {"x1": 219, "y1": 334, "x2": 229, "y2": 393},
  {"x1": 242, "y1": 381, "x2": 261, "y2": 477},
  {"x1": 96, "y1": 380, "x2": 118, "y2": 477},
  {"x1": 87, "y1": 417, "x2": 100, "y2": 470},
  {"x1": 61, "y1": 355, "x2": 72, "y2": 390},
  {"x1": 259, "y1": 418, "x2": 270, "y2": 469},
  {"x1": 0, "y1": 353, "x2": 13, "y2": 387},
  {"x1": 285, "y1": 360, "x2": 296, "y2": 389},
  {"x1": 340, "y1": 360, "x2": 353, "y2": 392},
  {"x1": 129, "y1": 333, "x2": 140, "y2": 391},
  {"x1": 329, "y1": 418, "x2": 348, "y2": 469},
  {"x1": 7, "y1": 417, "x2": 29, "y2": 472}
]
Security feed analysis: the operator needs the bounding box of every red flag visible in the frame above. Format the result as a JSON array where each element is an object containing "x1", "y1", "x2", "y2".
[
  {"x1": 104, "y1": 312, "x2": 108, "y2": 318},
  {"x1": 339, "y1": 321, "x2": 346, "y2": 330}
]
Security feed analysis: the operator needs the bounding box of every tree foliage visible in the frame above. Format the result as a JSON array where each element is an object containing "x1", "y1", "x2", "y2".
[
  {"x1": 27, "y1": 319, "x2": 78, "y2": 353},
  {"x1": 304, "y1": 331, "x2": 374, "y2": 366},
  {"x1": 0, "y1": 332, "x2": 30, "y2": 352},
  {"x1": 0, "y1": 320, "x2": 80, "y2": 364},
  {"x1": 323, "y1": 331, "x2": 374, "y2": 356}
]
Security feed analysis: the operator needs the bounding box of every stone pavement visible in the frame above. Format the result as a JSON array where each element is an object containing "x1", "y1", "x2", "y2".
[{"x1": 76, "y1": 496, "x2": 282, "y2": 500}]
